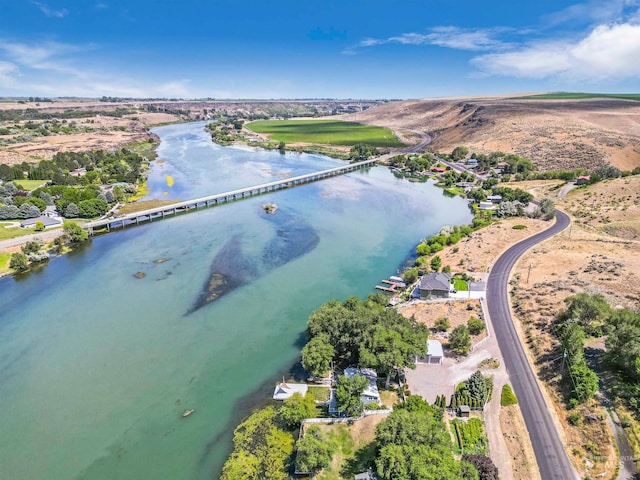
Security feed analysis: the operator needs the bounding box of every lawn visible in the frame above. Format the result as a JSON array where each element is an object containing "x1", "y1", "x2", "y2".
[
  {"x1": 519, "y1": 92, "x2": 640, "y2": 101},
  {"x1": 14, "y1": 179, "x2": 48, "y2": 191},
  {"x1": 0, "y1": 252, "x2": 11, "y2": 275},
  {"x1": 307, "y1": 386, "x2": 331, "y2": 402},
  {"x1": 0, "y1": 222, "x2": 39, "y2": 241},
  {"x1": 245, "y1": 119, "x2": 405, "y2": 148},
  {"x1": 453, "y1": 278, "x2": 469, "y2": 291},
  {"x1": 117, "y1": 199, "x2": 180, "y2": 215}
]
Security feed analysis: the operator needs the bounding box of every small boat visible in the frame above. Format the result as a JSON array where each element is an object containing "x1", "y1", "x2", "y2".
[{"x1": 182, "y1": 409, "x2": 195, "y2": 417}]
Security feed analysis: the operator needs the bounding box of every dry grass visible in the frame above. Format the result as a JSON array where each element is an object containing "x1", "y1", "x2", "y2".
[
  {"x1": 116, "y1": 199, "x2": 181, "y2": 215},
  {"x1": 343, "y1": 97, "x2": 640, "y2": 171},
  {"x1": 500, "y1": 405, "x2": 542, "y2": 480}
]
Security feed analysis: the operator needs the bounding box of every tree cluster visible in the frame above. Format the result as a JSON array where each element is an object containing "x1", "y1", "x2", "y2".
[
  {"x1": 302, "y1": 295, "x2": 429, "y2": 386},
  {"x1": 220, "y1": 407, "x2": 294, "y2": 480},
  {"x1": 348, "y1": 143, "x2": 379, "y2": 161},
  {"x1": 373, "y1": 396, "x2": 479, "y2": 480}
]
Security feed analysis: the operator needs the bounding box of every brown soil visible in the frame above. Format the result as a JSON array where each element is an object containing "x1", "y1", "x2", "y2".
[
  {"x1": 398, "y1": 299, "x2": 487, "y2": 346},
  {"x1": 343, "y1": 97, "x2": 640, "y2": 171},
  {"x1": 500, "y1": 405, "x2": 542, "y2": 480}
]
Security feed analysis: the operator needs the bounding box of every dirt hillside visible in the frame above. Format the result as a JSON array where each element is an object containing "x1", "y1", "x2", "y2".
[{"x1": 343, "y1": 97, "x2": 640, "y2": 171}]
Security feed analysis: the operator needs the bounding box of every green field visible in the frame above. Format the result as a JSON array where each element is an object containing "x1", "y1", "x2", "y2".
[
  {"x1": 245, "y1": 119, "x2": 405, "y2": 147},
  {"x1": 0, "y1": 252, "x2": 11, "y2": 275},
  {"x1": 14, "y1": 180, "x2": 49, "y2": 191},
  {"x1": 0, "y1": 222, "x2": 35, "y2": 241},
  {"x1": 520, "y1": 92, "x2": 640, "y2": 101}
]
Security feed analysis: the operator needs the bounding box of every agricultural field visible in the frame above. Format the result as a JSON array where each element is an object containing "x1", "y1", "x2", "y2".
[
  {"x1": 450, "y1": 418, "x2": 488, "y2": 454},
  {"x1": 245, "y1": 119, "x2": 404, "y2": 147}
]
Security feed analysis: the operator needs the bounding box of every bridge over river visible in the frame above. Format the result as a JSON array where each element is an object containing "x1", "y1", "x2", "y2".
[{"x1": 85, "y1": 157, "x2": 378, "y2": 235}]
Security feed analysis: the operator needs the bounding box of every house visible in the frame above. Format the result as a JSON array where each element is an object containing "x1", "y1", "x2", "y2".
[
  {"x1": 576, "y1": 175, "x2": 591, "y2": 185},
  {"x1": 417, "y1": 339, "x2": 444, "y2": 365},
  {"x1": 419, "y1": 272, "x2": 451, "y2": 299},
  {"x1": 430, "y1": 166, "x2": 447, "y2": 173},
  {"x1": 495, "y1": 161, "x2": 509, "y2": 173},
  {"x1": 272, "y1": 382, "x2": 308, "y2": 401},
  {"x1": 354, "y1": 471, "x2": 377, "y2": 480},
  {"x1": 465, "y1": 158, "x2": 478, "y2": 167},
  {"x1": 486, "y1": 194, "x2": 502, "y2": 203},
  {"x1": 344, "y1": 367, "x2": 380, "y2": 405},
  {"x1": 458, "y1": 405, "x2": 471, "y2": 417},
  {"x1": 19, "y1": 215, "x2": 63, "y2": 229},
  {"x1": 478, "y1": 201, "x2": 495, "y2": 210}
]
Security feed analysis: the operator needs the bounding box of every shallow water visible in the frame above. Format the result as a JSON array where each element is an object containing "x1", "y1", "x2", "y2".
[{"x1": 0, "y1": 121, "x2": 472, "y2": 479}]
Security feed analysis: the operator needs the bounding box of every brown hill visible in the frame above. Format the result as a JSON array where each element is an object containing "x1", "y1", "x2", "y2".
[{"x1": 343, "y1": 96, "x2": 640, "y2": 171}]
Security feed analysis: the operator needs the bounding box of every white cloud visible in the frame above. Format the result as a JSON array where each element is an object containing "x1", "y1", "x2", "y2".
[
  {"x1": 472, "y1": 22, "x2": 640, "y2": 80},
  {"x1": 545, "y1": 0, "x2": 639, "y2": 27},
  {"x1": 0, "y1": 39, "x2": 192, "y2": 97},
  {"x1": 32, "y1": 1, "x2": 68, "y2": 18},
  {"x1": 343, "y1": 26, "x2": 509, "y2": 55}
]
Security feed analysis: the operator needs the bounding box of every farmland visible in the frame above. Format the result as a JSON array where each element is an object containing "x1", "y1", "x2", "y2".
[{"x1": 245, "y1": 119, "x2": 404, "y2": 147}]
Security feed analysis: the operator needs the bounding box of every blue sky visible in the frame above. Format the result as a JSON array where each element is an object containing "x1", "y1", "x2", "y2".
[{"x1": 0, "y1": 0, "x2": 639, "y2": 98}]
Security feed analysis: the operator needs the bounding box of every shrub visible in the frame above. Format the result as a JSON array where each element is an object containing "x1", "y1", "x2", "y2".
[
  {"x1": 34, "y1": 221, "x2": 45, "y2": 231},
  {"x1": 435, "y1": 317, "x2": 450, "y2": 332},
  {"x1": 9, "y1": 252, "x2": 29, "y2": 272},
  {"x1": 512, "y1": 224, "x2": 527, "y2": 230},
  {"x1": 567, "y1": 412, "x2": 582, "y2": 426},
  {"x1": 500, "y1": 384, "x2": 518, "y2": 406},
  {"x1": 449, "y1": 325, "x2": 471, "y2": 355},
  {"x1": 468, "y1": 317, "x2": 486, "y2": 335}
]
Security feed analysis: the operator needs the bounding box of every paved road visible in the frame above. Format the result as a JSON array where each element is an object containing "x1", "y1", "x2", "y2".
[{"x1": 487, "y1": 209, "x2": 578, "y2": 480}]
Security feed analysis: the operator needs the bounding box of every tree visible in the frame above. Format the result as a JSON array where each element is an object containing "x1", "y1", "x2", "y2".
[
  {"x1": 301, "y1": 334, "x2": 334, "y2": 377},
  {"x1": 278, "y1": 141, "x2": 285, "y2": 154},
  {"x1": 462, "y1": 454, "x2": 499, "y2": 480},
  {"x1": 34, "y1": 221, "x2": 45, "y2": 231},
  {"x1": 538, "y1": 197, "x2": 556, "y2": 220},
  {"x1": 64, "y1": 202, "x2": 80, "y2": 218},
  {"x1": 562, "y1": 292, "x2": 612, "y2": 336},
  {"x1": 221, "y1": 406, "x2": 294, "y2": 480},
  {"x1": 495, "y1": 201, "x2": 520, "y2": 218},
  {"x1": 295, "y1": 426, "x2": 335, "y2": 475},
  {"x1": 0, "y1": 205, "x2": 19, "y2": 220},
  {"x1": 9, "y1": 252, "x2": 28, "y2": 272},
  {"x1": 430, "y1": 255, "x2": 442, "y2": 272},
  {"x1": 22, "y1": 239, "x2": 44, "y2": 255},
  {"x1": 435, "y1": 317, "x2": 450, "y2": 332},
  {"x1": 569, "y1": 360, "x2": 599, "y2": 402},
  {"x1": 449, "y1": 325, "x2": 472, "y2": 355},
  {"x1": 464, "y1": 371, "x2": 491, "y2": 404},
  {"x1": 18, "y1": 203, "x2": 40, "y2": 219},
  {"x1": 451, "y1": 146, "x2": 469, "y2": 161},
  {"x1": 335, "y1": 374, "x2": 368, "y2": 417},
  {"x1": 558, "y1": 321, "x2": 586, "y2": 363},
  {"x1": 63, "y1": 221, "x2": 89, "y2": 243},
  {"x1": 278, "y1": 393, "x2": 316, "y2": 429},
  {"x1": 467, "y1": 317, "x2": 486, "y2": 335},
  {"x1": 605, "y1": 309, "x2": 640, "y2": 380},
  {"x1": 349, "y1": 143, "x2": 378, "y2": 161}
]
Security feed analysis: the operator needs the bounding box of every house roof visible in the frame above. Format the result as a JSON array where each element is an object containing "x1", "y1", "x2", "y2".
[
  {"x1": 272, "y1": 382, "x2": 308, "y2": 401},
  {"x1": 20, "y1": 216, "x2": 63, "y2": 228},
  {"x1": 459, "y1": 405, "x2": 471, "y2": 412},
  {"x1": 344, "y1": 368, "x2": 379, "y2": 399},
  {"x1": 419, "y1": 272, "x2": 451, "y2": 292},
  {"x1": 427, "y1": 339, "x2": 444, "y2": 358}
]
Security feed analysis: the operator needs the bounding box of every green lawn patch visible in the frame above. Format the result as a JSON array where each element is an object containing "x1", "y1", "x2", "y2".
[
  {"x1": 0, "y1": 252, "x2": 11, "y2": 275},
  {"x1": 245, "y1": 119, "x2": 404, "y2": 147},
  {"x1": 453, "y1": 279, "x2": 469, "y2": 291},
  {"x1": 0, "y1": 222, "x2": 41, "y2": 241},
  {"x1": 13, "y1": 179, "x2": 49, "y2": 191},
  {"x1": 307, "y1": 386, "x2": 330, "y2": 402},
  {"x1": 450, "y1": 418, "x2": 488, "y2": 454},
  {"x1": 518, "y1": 92, "x2": 640, "y2": 101},
  {"x1": 501, "y1": 384, "x2": 518, "y2": 406}
]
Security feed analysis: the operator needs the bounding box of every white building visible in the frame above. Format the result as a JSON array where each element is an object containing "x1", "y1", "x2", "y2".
[
  {"x1": 417, "y1": 340, "x2": 444, "y2": 365},
  {"x1": 272, "y1": 382, "x2": 308, "y2": 401}
]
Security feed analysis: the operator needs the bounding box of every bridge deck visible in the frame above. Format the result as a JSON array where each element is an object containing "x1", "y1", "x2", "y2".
[{"x1": 85, "y1": 157, "x2": 377, "y2": 234}]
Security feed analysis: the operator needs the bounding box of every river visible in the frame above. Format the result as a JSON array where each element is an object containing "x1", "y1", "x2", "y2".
[{"x1": 0, "y1": 121, "x2": 472, "y2": 479}]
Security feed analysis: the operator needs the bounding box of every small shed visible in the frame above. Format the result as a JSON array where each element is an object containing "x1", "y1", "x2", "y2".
[
  {"x1": 458, "y1": 405, "x2": 471, "y2": 417},
  {"x1": 354, "y1": 471, "x2": 377, "y2": 480},
  {"x1": 418, "y1": 339, "x2": 444, "y2": 364}
]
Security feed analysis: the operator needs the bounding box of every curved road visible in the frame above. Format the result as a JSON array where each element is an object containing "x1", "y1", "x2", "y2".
[{"x1": 487, "y1": 209, "x2": 577, "y2": 479}]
